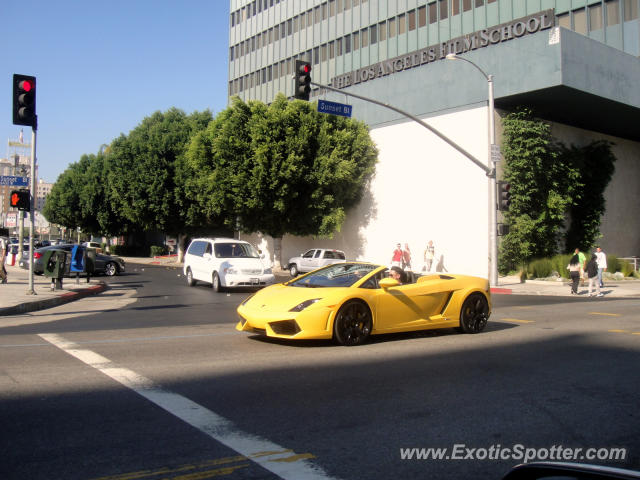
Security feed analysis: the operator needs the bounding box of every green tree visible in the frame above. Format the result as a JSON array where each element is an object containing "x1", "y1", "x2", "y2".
[
  {"x1": 108, "y1": 108, "x2": 212, "y2": 255},
  {"x1": 499, "y1": 109, "x2": 579, "y2": 272},
  {"x1": 560, "y1": 140, "x2": 616, "y2": 251},
  {"x1": 186, "y1": 94, "x2": 378, "y2": 267}
]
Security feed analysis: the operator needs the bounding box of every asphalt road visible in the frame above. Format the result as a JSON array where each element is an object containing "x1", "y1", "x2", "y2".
[{"x1": 1, "y1": 263, "x2": 639, "y2": 480}]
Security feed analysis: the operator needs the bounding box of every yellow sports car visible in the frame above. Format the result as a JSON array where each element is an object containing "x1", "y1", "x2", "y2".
[{"x1": 236, "y1": 262, "x2": 491, "y2": 346}]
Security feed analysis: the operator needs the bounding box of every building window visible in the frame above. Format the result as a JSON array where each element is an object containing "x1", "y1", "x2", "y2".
[
  {"x1": 589, "y1": 4, "x2": 603, "y2": 30},
  {"x1": 574, "y1": 8, "x2": 587, "y2": 34},
  {"x1": 451, "y1": 0, "x2": 460, "y2": 16},
  {"x1": 378, "y1": 21, "x2": 387, "y2": 41},
  {"x1": 429, "y1": 2, "x2": 437, "y2": 23},
  {"x1": 314, "y1": 46, "x2": 320, "y2": 64},
  {"x1": 337, "y1": 37, "x2": 343, "y2": 55},
  {"x1": 409, "y1": 10, "x2": 416, "y2": 30},
  {"x1": 557, "y1": 12, "x2": 570, "y2": 28},
  {"x1": 389, "y1": 16, "x2": 397, "y2": 37},
  {"x1": 439, "y1": 0, "x2": 448, "y2": 20},
  {"x1": 322, "y1": 3, "x2": 328, "y2": 20},
  {"x1": 370, "y1": 24, "x2": 377, "y2": 44},
  {"x1": 330, "y1": 0, "x2": 336, "y2": 16},
  {"x1": 361, "y1": 28, "x2": 369, "y2": 47},
  {"x1": 353, "y1": 31, "x2": 360, "y2": 50},
  {"x1": 418, "y1": 6, "x2": 427, "y2": 27},
  {"x1": 321, "y1": 44, "x2": 327, "y2": 61},
  {"x1": 329, "y1": 40, "x2": 335, "y2": 58},
  {"x1": 398, "y1": 13, "x2": 406, "y2": 34},
  {"x1": 337, "y1": 0, "x2": 343, "y2": 13},
  {"x1": 314, "y1": 5, "x2": 321, "y2": 23},
  {"x1": 476, "y1": 0, "x2": 484, "y2": 6},
  {"x1": 625, "y1": 0, "x2": 638, "y2": 20},
  {"x1": 607, "y1": 0, "x2": 620, "y2": 25},
  {"x1": 345, "y1": 34, "x2": 351, "y2": 53}
]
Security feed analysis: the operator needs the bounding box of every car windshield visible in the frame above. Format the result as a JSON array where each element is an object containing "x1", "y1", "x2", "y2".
[
  {"x1": 214, "y1": 242, "x2": 260, "y2": 259},
  {"x1": 289, "y1": 263, "x2": 379, "y2": 288}
]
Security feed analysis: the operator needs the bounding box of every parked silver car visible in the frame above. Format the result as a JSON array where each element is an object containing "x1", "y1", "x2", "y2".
[{"x1": 286, "y1": 248, "x2": 346, "y2": 277}]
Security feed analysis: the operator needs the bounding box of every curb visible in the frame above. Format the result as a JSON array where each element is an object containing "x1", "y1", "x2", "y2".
[
  {"x1": 0, "y1": 282, "x2": 108, "y2": 316},
  {"x1": 491, "y1": 287, "x2": 513, "y2": 295}
]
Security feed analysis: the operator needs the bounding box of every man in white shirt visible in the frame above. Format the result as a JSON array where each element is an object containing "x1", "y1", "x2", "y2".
[{"x1": 595, "y1": 246, "x2": 607, "y2": 289}]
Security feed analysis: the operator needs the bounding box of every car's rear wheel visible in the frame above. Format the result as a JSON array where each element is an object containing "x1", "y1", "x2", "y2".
[
  {"x1": 212, "y1": 272, "x2": 223, "y2": 293},
  {"x1": 333, "y1": 300, "x2": 372, "y2": 346},
  {"x1": 458, "y1": 292, "x2": 489, "y2": 333},
  {"x1": 104, "y1": 262, "x2": 118, "y2": 276},
  {"x1": 289, "y1": 264, "x2": 299, "y2": 277},
  {"x1": 186, "y1": 268, "x2": 196, "y2": 287}
]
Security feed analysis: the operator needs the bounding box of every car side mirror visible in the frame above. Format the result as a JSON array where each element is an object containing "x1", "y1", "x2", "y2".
[{"x1": 379, "y1": 278, "x2": 400, "y2": 289}]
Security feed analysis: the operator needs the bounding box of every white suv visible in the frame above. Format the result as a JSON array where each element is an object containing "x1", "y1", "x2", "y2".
[
  {"x1": 287, "y1": 248, "x2": 346, "y2": 277},
  {"x1": 183, "y1": 238, "x2": 275, "y2": 292}
]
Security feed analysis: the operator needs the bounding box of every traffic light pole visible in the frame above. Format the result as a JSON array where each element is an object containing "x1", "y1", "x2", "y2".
[{"x1": 27, "y1": 123, "x2": 37, "y2": 295}]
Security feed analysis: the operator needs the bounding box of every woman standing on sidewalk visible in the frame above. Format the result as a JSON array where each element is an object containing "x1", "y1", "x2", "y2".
[
  {"x1": 567, "y1": 254, "x2": 581, "y2": 294},
  {"x1": 0, "y1": 237, "x2": 8, "y2": 284}
]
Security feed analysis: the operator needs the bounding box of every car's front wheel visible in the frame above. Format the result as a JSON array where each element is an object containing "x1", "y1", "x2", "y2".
[
  {"x1": 186, "y1": 268, "x2": 196, "y2": 287},
  {"x1": 333, "y1": 300, "x2": 372, "y2": 346},
  {"x1": 212, "y1": 272, "x2": 223, "y2": 293},
  {"x1": 104, "y1": 262, "x2": 118, "y2": 276},
  {"x1": 458, "y1": 292, "x2": 489, "y2": 333},
  {"x1": 289, "y1": 264, "x2": 299, "y2": 277}
]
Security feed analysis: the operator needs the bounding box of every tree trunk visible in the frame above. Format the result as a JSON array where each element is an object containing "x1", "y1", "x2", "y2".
[
  {"x1": 177, "y1": 233, "x2": 188, "y2": 264},
  {"x1": 273, "y1": 236, "x2": 283, "y2": 271}
]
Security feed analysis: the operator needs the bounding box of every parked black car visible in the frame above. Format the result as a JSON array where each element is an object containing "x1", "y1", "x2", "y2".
[{"x1": 20, "y1": 244, "x2": 125, "y2": 276}]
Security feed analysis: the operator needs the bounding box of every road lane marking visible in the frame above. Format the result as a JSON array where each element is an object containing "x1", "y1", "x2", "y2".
[
  {"x1": 608, "y1": 329, "x2": 629, "y2": 333},
  {"x1": 501, "y1": 318, "x2": 535, "y2": 323},
  {"x1": 91, "y1": 456, "x2": 249, "y2": 480},
  {"x1": 40, "y1": 333, "x2": 337, "y2": 480},
  {"x1": 589, "y1": 312, "x2": 621, "y2": 317}
]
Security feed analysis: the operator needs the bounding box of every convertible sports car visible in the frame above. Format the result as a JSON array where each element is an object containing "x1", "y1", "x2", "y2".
[{"x1": 236, "y1": 262, "x2": 491, "y2": 346}]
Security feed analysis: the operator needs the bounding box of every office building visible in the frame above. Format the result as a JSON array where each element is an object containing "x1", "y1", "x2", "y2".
[{"x1": 229, "y1": 0, "x2": 640, "y2": 276}]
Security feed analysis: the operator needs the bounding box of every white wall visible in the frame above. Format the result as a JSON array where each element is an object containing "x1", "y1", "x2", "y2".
[{"x1": 243, "y1": 106, "x2": 492, "y2": 278}]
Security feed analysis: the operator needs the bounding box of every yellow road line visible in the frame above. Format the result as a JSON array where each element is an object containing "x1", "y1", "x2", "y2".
[
  {"x1": 608, "y1": 329, "x2": 629, "y2": 333},
  {"x1": 502, "y1": 318, "x2": 535, "y2": 323},
  {"x1": 589, "y1": 312, "x2": 621, "y2": 317}
]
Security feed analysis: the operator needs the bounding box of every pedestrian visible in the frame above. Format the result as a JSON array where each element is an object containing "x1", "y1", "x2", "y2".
[
  {"x1": 423, "y1": 240, "x2": 435, "y2": 272},
  {"x1": 567, "y1": 254, "x2": 581, "y2": 294},
  {"x1": 574, "y1": 247, "x2": 586, "y2": 286},
  {"x1": 585, "y1": 253, "x2": 602, "y2": 297},
  {"x1": 402, "y1": 243, "x2": 412, "y2": 271},
  {"x1": 435, "y1": 254, "x2": 448, "y2": 273},
  {"x1": 595, "y1": 246, "x2": 607, "y2": 289},
  {"x1": 0, "y1": 237, "x2": 7, "y2": 284},
  {"x1": 391, "y1": 243, "x2": 403, "y2": 267}
]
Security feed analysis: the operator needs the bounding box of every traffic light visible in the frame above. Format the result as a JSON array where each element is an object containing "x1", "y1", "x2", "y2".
[
  {"x1": 294, "y1": 60, "x2": 311, "y2": 101},
  {"x1": 497, "y1": 181, "x2": 511, "y2": 211},
  {"x1": 13, "y1": 74, "x2": 37, "y2": 128},
  {"x1": 10, "y1": 190, "x2": 30, "y2": 211}
]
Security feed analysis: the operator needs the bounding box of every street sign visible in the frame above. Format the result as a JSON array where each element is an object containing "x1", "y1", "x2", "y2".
[
  {"x1": 318, "y1": 100, "x2": 352, "y2": 118},
  {"x1": 0, "y1": 175, "x2": 29, "y2": 187},
  {"x1": 490, "y1": 144, "x2": 501, "y2": 163}
]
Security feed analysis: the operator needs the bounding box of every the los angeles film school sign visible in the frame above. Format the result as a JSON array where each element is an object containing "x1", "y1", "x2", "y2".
[{"x1": 330, "y1": 10, "x2": 555, "y2": 89}]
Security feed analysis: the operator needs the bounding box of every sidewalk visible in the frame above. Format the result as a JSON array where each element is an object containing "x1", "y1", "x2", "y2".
[{"x1": 2, "y1": 258, "x2": 639, "y2": 316}]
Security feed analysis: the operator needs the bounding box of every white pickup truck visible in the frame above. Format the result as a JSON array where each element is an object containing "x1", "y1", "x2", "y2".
[{"x1": 287, "y1": 248, "x2": 346, "y2": 277}]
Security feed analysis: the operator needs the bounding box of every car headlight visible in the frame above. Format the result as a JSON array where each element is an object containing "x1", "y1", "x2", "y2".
[
  {"x1": 224, "y1": 267, "x2": 239, "y2": 274},
  {"x1": 289, "y1": 298, "x2": 322, "y2": 312},
  {"x1": 264, "y1": 267, "x2": 273, "y2": 274}
]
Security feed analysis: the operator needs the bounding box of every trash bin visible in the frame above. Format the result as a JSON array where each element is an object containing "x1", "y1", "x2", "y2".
[{"x1": 42, "y1": 249, "x2": 67, "y2": 290}]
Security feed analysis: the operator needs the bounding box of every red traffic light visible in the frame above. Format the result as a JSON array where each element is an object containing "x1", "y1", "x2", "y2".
[
  {"x1": 10, "y1": 190, "x2": 30, "y2": 211},
  {"x1": 19, "y1": 80, "x2": 33, "y2": 92},
  {"x1": 10, "y1": 192, "x2": 19, "y2": 206},
  {"x1": 302, "y1": 64, "x2": 310, "y2": 74}
]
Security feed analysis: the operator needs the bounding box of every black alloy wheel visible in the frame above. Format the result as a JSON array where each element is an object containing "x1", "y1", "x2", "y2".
[
  {"x1": 459, "y1": 292, "x2": 489, "y2": 333},
  {"x1": 333, "y1": 300, "x2": 372, "y2": 346},
  {"x1": 104, "y1": 262, "x2": 118, "y2": 276}
]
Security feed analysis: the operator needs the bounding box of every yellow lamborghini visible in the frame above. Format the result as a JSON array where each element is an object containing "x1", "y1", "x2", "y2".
[{"x1": 236, "y1": 262, "x2": 491, "y2": 346}]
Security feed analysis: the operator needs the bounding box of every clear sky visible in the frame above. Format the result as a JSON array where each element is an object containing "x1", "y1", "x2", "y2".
[{"x1": 1, "y1": 1, "x2": 231, "y2": 183}]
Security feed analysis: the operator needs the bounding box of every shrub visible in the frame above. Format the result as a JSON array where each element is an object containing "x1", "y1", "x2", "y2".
[
  {"x1": 150, "y1": 245, "x2": 166, "y2": 257},
  {"x1": 528, "y1": 258, "x2": 553, "y2": 278}
]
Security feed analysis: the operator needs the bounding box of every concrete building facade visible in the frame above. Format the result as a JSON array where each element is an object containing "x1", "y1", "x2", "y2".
[{"x1": 228, "y1": 0, "x2": 640, "y2": 277}]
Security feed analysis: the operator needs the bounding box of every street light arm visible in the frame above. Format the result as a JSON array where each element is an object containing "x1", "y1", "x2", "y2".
[{"x1": 445, "y1": 53, "x2": 490, "y2": 81}]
